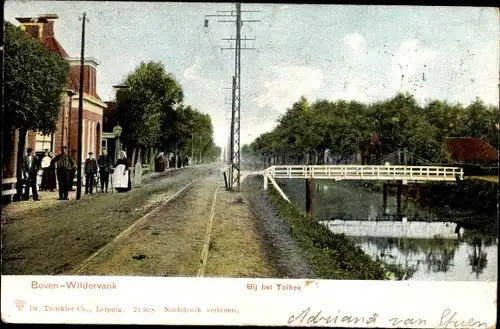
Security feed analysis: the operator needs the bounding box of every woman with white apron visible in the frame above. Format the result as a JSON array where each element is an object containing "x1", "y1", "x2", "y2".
[{"x1": 113, "y1": 151, "x2": 131, "y2": 192}]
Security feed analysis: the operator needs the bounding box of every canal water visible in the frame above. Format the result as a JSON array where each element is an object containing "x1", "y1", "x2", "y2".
[{"x1": 277, "y1": 179, "x2": 498, "y2": 281}]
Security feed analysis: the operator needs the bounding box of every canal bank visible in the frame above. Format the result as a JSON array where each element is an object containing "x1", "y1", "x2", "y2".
[{"x1": 243, "y1": 175, "x2": 398, "y2": 280}]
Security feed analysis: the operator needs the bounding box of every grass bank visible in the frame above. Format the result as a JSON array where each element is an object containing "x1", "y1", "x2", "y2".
[{"x1": 267, "y1": 185, "x2": 393, "y2": 280}]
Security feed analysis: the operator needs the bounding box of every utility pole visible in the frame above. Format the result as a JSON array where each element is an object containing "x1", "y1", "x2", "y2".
[
  {"x1": 76, "y1": 12, "x2": 88, "y2": 200},
  {"x1": 205, "y1": 4, "x2": 259, "y2": 191},
  {"x1": 191, "y1": 131, "x2": 194, "y2": 163},
  {"x1": 199, "y1": 136, "x2": 202, "y2": 163}
]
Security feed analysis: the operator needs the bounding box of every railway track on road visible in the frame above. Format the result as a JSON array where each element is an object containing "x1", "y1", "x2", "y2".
[
  {"x1": 68, "y1": 166, "x2": 224, "y2": 276},
  {"x1": 69, "y1": 178, "x2": 200, "y2": 275}
]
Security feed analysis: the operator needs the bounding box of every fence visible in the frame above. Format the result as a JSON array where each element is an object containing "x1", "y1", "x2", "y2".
[{"x1": 266, "y1": 165, "x2": 464, "y2": 182}]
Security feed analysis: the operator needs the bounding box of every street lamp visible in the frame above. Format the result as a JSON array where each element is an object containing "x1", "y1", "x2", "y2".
[
  {"x1": 76, "y1": 12, "x2": 89, "y2": 201},
  {"x1": 113, "y1": 124, "x2": 122, "y2": 137},
  {"x1": 112, "y1": 84, "x2": 129, "y2": 161},
  {"x1": 113, "y1": 123, "x2": 122, "y2": 161}
]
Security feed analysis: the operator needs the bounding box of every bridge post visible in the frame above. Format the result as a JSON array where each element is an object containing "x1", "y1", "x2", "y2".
[
  {"x1": 306, "y1": 176, "x2": 313, "y2": 217},
  {"x1": 383, "y1": 184, "x2": 388, "y2": 215},
  {"x1": 404, "y1": 185, "x2": 409, "y2": 208},
  {"x1": 397, "y1": 183, "x2": 402, "y2": 217},
  {"x1": 263, "y1": 172, "x2": 268, "y2": 190},
  {"x1": 415, "y1": 184, "x2": 420, "y2": 201}
]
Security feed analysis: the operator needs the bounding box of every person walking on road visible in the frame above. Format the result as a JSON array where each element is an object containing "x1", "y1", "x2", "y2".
[
  {"x1": 97, "y1": 149, "x2": 112, "y2": 193},
  {"x1": 84, "y1": 152, "x2": 98, "y2": 194},
  {"x1": 51, "y1": 146, "x2": 75, "y2": 201},
  {"x1": 22, "y1": 147, "x2": 41, "y2": 201}
]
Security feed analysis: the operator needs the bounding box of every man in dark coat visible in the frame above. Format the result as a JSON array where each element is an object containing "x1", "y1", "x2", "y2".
[
  {"x1": 22, "y1": 147, "x2": 41, "y2": 201},
  {"x1": 97, "y1": 149, "x2": 112, "y2": 193},
  {"x1": 51, "y1": 146, "x2": 75, "y2": 200},
  {"x1": 84, "y1": 152, "x2": 98, "y2": 194}
]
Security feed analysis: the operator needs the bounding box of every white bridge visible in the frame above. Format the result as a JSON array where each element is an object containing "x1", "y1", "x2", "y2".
[
  {"x1": 319, "y1": 219, "x2": 460, "y2": 239},
  {"x1": 262, "y1": 165, "x2": 464, "y2": 203}
]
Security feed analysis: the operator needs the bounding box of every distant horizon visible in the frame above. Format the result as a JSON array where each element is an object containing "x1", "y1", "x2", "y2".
[{"x1": 5, "y1": 2, "x2": 499, "y2": 148}]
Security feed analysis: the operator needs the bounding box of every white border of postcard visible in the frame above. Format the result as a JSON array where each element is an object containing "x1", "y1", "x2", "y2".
[{"x1": 1, "y1": 276, "x2": 497, "y2": 327}]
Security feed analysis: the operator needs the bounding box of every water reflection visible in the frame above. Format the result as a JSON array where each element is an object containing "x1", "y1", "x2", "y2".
[
  {"x1": 350, "y1": 234, "x2": 497, "y2": 281},
  {"x1": 278, "y1": 179, "x2": 498, "y2": 281}
]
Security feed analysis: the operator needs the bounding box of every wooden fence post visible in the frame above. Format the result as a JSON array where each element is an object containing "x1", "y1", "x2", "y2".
[{"x1": 306, "y1": 176, "x2": 313, "y2": 217}]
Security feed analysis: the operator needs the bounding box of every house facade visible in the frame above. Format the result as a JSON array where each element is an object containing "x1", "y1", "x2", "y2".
[{"x1": 16, "y1": 14, "x2": 106, "y2": 162}]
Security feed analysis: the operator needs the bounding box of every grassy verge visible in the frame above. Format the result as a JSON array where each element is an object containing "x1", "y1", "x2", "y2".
[
  {"x1": 204, "y1": 190, "x2": 276, "y2": 278},
  {"x1": 267, "y1": 187, "x2": 392, "y2": 280}
]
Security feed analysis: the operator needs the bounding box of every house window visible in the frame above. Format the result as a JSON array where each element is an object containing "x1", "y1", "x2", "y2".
[{"x1": 35, "y1": 132, "x2": 52, "y2": 153}]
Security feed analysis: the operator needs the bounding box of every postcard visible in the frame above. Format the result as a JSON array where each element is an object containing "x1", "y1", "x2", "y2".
[{"x1": 1, "y1": 1, "x2": 498, "y2": 327}]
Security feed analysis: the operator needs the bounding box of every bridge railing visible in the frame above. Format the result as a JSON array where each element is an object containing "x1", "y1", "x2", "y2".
[{"x1": 265, "y1": 165, "x2": 464, "y2": 182}]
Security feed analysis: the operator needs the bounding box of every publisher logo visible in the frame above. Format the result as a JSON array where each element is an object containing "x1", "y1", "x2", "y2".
[{"x1": 15, "y1": 300, "x2": 25, "y2": 311}]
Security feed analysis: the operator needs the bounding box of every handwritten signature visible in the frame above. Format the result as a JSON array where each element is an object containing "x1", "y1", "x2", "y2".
[{"x1": 287, "y1": 307, "x2": 378, "y2": 325}]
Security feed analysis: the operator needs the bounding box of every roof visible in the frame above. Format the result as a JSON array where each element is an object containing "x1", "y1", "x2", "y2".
[
  {"x1": 446, "y1": 137, "x2": 498, "y2": 163},
  {"x1": 43, "y1": 37, "x2": 69, "y2": 57},
  {"x1": 67, "y1": 66, "x2": 102, "y2": 101}
]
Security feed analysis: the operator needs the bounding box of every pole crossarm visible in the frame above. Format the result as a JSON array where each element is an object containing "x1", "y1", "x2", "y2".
[
  {"x1": 218, "y1": 20, "x2": 261, "y2": 23},
  {"x1": 222, "y1": 37, "x2": 256, "y2": 41},
  {"x1": 221, "y1": 47, "x2": 257, "y2": 50},
  {"x1": 217, "y1": 10, "x2": 261, "y2": 13}
]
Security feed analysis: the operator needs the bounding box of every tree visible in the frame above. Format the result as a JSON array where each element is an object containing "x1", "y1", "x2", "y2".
[
  {"x1": 248, "y1": 92, "x2": 498, "y2": 166},
  {"x1": 4, "y1": 21, "x2": 69, "y2": 179},
  {"x1": 116, "y1": 61, "x2": 183, "y2": 166}
]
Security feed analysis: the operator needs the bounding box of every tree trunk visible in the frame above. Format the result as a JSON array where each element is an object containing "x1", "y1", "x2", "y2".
[
  {"x1": 136, "y1": 148, "x2": 142, "y2": 166},
  {"x1": 174, "y1": 144, "x2": 178, "y2": 169},
  {"x1": 131, "y1": 148, "x2": 137, "y2": 169},
  {"x1": 16, "y1": 128, "x2": 28, "y2": 183},
  {"x1": 4, "y1": 129, "x2": 19, "y2": 179},
  {"x1": 150, "y1": 147, "x2": 156, "y2": 168}
]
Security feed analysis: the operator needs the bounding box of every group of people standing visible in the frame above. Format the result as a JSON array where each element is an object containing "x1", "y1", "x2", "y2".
[
  {"x1": 154, "y1": 152, "x2": 190, "y2": 173},
  {"x1": 19, "y1": 146, "x2": 132, "y2": 201}
]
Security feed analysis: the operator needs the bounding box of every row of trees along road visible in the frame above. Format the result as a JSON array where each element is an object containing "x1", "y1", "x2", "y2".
[
  {"x1": 3, "y1": 21, "x2": 69, "y2": 179},
  {"x1": 3, "y1": 20, "x2": 220, "y2": 177},
  {"x1": 242, "y1": 93, "x2": 498, "y2": 166},
  {"x1": 115, "y1": 61, "x2": 221, "y2": 168}
]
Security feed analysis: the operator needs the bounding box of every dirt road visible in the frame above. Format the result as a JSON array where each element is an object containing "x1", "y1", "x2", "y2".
[
  {"x1": 1, "y1": 165, "x2": 216, "y2": 275},
  {"x1": 2, "y1": 164, "x2": 277, "y2": 278}
]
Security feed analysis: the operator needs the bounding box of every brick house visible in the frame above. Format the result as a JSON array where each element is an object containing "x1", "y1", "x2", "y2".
[{"x1": 15, "y1": 14, "x2": 107, "y2": 163}]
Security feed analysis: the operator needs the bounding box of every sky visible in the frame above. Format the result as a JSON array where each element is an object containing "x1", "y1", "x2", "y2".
[{"x1": 5, "y1": 2, "x2": 499, "y2": 148}]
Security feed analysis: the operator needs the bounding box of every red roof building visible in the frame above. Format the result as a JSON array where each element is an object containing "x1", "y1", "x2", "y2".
[
  {"x1": 16, "y1": 14, "x2": 107, "y2": 162},
  {"x1": 446, "y1": 137, "x2": 499, "y2": 165}
]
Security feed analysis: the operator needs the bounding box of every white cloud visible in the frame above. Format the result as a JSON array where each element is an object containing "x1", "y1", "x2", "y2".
[
  {"x1": 182, "y1": 56, "x2": 218, "y2": 89},
  {"x1": 388, "y1": 39, "x2": 438, "y2": 102},
  {"x1": 344, "y1": 32, "x2": 366, "y2": 64},
  {"x1": 240, "y1": 119, "x2": 279, "y2": 145},
  {"x1": 326, "y1": 33, "x2": 369, "y2": 102},
  {"x1": 183, "y1": 56, "x2": 202, "y2": 81},
  {"x1": 254, "y1": 65, "x2": 324, "y2": 112}
]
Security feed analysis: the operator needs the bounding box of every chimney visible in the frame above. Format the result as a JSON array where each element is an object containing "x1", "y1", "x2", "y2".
[
  {"x1": 39, "y1": 14, "x2": 58, "y2": 39},
  {"x1": 15, "y1": 14, "x2": 59, "y2": 41}
]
